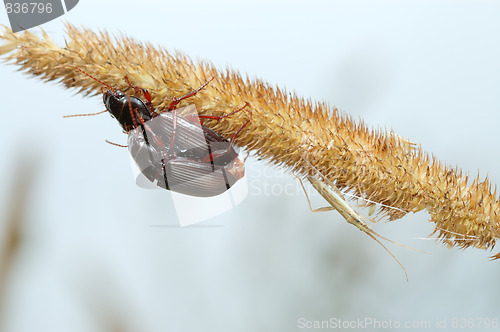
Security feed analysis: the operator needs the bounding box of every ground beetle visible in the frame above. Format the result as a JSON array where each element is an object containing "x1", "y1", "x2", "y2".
[{"x1": 68, "y1": 67, "x2": 251, "y2": 197}]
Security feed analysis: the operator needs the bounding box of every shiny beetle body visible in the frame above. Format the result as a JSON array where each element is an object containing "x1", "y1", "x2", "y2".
[
  {"x1": 103, "y1": 89, "x2": 155, "y2": 132},
  {"x1": 72, "y1": 67, "x2": 248, "y2": 197},
  {"x1": 127, "y1": 110, "x2": 244, "y2": 196},
  {"x1": 103, "y1": 84, "x2": 246, "y2": 197}
]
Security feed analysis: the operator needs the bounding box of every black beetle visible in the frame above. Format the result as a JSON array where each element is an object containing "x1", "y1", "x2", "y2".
[{"x1": 71, "y1": 67, "x2": 250, "y2": 197}]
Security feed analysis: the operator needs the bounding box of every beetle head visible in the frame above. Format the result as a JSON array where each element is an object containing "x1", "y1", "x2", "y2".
[
  {"x1": 103, "y1": 89, "x2": 129, "y2": 130},
  {"x1": 103, "y1": 89, "x2": 125, "y2": 115},
  {"x1": 103, "y1": 89, "x2": 153, "y2": 132}
]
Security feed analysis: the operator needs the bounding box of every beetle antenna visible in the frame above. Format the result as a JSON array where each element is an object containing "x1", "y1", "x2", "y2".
[
  {"x1": 73, "y1": 66, "x2": 115, "y2": 93},
  {"x1": 62, "y1": 110, "x2": 107, "y2": 118}
]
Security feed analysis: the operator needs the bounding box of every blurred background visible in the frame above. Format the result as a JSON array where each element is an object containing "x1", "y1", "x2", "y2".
[{"x1": 1, "y1": 0, "x2": 500, "y2": 331}]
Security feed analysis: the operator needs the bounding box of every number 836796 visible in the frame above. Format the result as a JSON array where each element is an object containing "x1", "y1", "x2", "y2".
[{"x1": 5, "y1": 2, "x2": 53, "y2": 14}]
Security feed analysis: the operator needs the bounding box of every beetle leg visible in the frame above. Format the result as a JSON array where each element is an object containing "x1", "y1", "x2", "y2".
[
  {"x1": 159, "y1": 159, "x2": 170, "y2": 190},
  {"x1": 127, "y1": 96, "x2": 139, "y2": 129},
  {"x1": 166, "y1": 77, "x2": 214, "y2": 111},
  {"x1": 197, "y1": 102, "x2": 250, "y2": 123},
  {"x1": 200, "y1": 103, "x2": 253, "y2": 161},
  {"x1": 198, "y1": 103, "x2": 252, "y2": 146},
  {"x1": 126, "y1": 96, "x2": 148, "y2": 129},
  {"x1": 168, "y1": 108, "x2": 179, "y2": 159},
  {"x1": 136, "y1": 109, "x2": 146, "y2": 125},
  {"x1": 124, "y1": 76, "x2": 154, "y2": 109},
  {"x1": 143, "y1": 124, "x2": 168, "y2": 155},
  {"x1": 221, "y1": 167, "x2": 230, "y2": 190},
  {"x1": 123, "y1": 76, "x2": 158, "y2": 117},
  {"x1": 226, "y1": 103, "x2": 252, "y2": 145},
  {"x1": 125, "y1": 95, "x2": 154, "y2": 148},
  {"x1": 105, "y1": 140, "x2": 127, "y2": 148}
]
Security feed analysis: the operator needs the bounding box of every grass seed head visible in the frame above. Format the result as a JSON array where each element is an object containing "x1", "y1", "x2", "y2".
[{"x1": 1, "y1": 24, "x2": 500, "y2": 257}]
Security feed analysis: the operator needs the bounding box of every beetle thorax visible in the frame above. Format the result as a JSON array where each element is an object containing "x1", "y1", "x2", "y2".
[{"x1": 103, "y1": 89, "x2": 153, "y2": 132}]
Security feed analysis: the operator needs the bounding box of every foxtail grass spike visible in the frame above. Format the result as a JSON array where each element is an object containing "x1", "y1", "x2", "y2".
[{"x1": 1, "y1": 24, "x2": 499, "y2": 258}]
